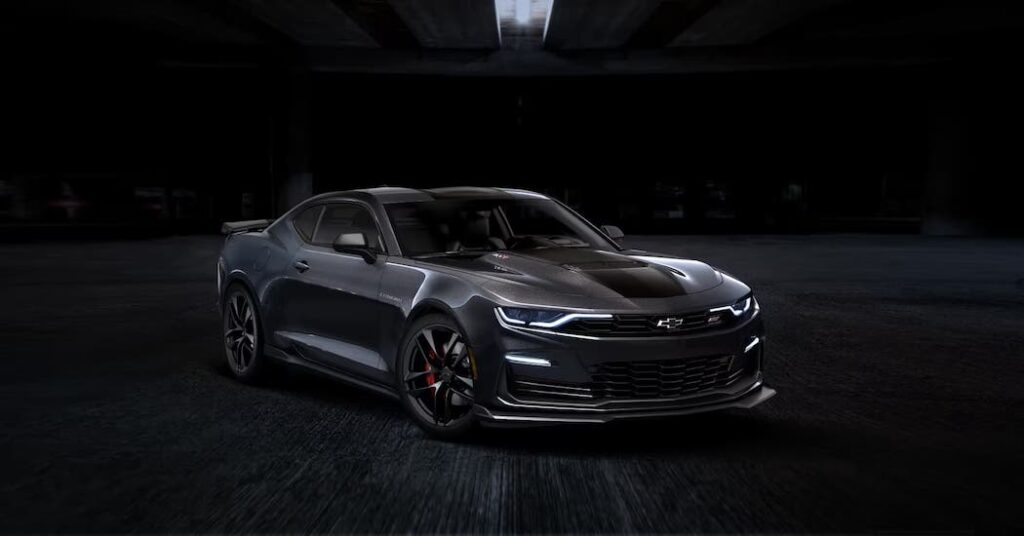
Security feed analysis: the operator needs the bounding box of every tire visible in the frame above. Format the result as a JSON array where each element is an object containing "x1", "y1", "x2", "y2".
[
  {"x1": 222, "y1": 283, "x2": 269, "y2": 384},
  {"x1": 396, "y1": 313, "x2": 477, "y2": 439}
]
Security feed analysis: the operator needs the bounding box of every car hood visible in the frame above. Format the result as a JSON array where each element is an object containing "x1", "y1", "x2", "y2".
[{"x1": 418, "y1": 247, "x2": 723, "y2": 299}]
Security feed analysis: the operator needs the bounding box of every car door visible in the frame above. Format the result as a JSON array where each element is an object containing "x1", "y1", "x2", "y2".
[{"x1": 281, "y1": 201, "x2": 390, "y2": 383}]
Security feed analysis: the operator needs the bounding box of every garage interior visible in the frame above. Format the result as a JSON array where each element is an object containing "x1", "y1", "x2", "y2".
[{"x1": 1, "y1": 0, "x2": 1023, "y2": 533}]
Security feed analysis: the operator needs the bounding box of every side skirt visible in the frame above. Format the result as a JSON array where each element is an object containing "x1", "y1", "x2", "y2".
[{"x1": 265, "y1": 345, "x2": 400, "y2": 400}]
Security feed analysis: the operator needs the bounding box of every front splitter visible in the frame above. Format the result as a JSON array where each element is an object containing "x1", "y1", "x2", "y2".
[{"x1": 475, "y1": 383, "x2": 777, "y2": 426}]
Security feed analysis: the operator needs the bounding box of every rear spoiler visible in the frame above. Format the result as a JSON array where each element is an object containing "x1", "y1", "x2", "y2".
[{"x1": 221, "y1": 219, "x2": 273, "y2": 235}]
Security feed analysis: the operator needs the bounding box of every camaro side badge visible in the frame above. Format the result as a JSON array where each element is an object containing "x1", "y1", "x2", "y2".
[{"x1": 379, "y1": 292, "x2": 403, "y2": 305}]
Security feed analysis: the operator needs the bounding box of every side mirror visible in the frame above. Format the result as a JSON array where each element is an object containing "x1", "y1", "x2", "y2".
[
  {"x1": 601, "y1": 225, "x2": 625, "y2": 240},
  {"x1": 333, "y1": 233, "x2": 377, "y2": 264}
]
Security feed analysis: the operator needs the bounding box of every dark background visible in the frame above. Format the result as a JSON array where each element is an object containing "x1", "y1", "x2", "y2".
[
  {"x1": 6, "y1": 65, "x2": 1023, "y2": 236},
  {"x1": 1, "y1": 1, "x2": 1023, "y2": 534},
  {"x1": 3, "y1": 1, "x2": 1024, "y2": 238}
]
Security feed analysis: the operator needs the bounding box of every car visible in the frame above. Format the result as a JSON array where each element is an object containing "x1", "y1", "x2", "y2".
[{"x1": 218, "y1": 187, "x2": 774, "y2": 438}]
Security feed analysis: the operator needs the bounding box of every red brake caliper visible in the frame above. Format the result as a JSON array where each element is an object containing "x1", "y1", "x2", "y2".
[{"x1": 425, "y1": 349, "x2": 436, "y2": 398}]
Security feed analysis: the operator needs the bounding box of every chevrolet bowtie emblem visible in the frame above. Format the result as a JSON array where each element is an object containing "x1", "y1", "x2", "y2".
[{"x1": 656, "y1": 317, "x2": 684, "y2": 329}]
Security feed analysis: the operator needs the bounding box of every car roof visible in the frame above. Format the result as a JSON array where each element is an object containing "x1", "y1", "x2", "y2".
[{"x1": 306, "y1": 187, "x2": 550, "y2": 205}]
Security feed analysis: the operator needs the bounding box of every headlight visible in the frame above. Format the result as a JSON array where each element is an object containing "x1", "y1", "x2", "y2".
[
  {"x1": 495, "y1": 307, "x2": 611, "y2": 328},
  {"x1": 496, "y1": 307, "x2": 565, "y2": 325},
  {"x1": 711, "y1": 295, "x2": 759, "y2": 318}
]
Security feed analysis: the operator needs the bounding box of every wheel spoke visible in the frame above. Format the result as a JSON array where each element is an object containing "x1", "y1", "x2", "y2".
[
  {"x1": 404, "y1": 369, "x2": 434, "y2": 384},
  {"x1": 416, "y1": 333, "x2": 440, "y2": 367},
  {"x1": 448, "y1": 380, "x2": 473, "y2": 401},
  {"x1": 430, "y1": 329, "x2": 454, "y2": 367},
  {"x1": 408, "y1": 380, "x2": 442, "y2": 395},
  {"x1": 230, "y1": 296, "x2": 243, "y2": 325},
  {"x1": 424, "y1": 328, "x2": 440, "y2": 355},
  {"x1": 453, "y1": 375, "x2": 474, "y2": 389},
  {"x1": 453, "y1": 346, "x2": 470, "y2": 368},
  {"x1": 445, "y1": 340, "x2": 464, "y2": 368},
  {"x1": 449, "y1": 388, "x2": 470, "y2": 405},
  {"x1": 233, "y1": 338, "x2": 245, "y2": 369},
  {"x1": 439, "y1": 332, "x2": 457, "y2": 365},
  {"x1": 432, "y1": 383, "x2": 443, "y2": 424},
  {"x1": 225, "y1": 327, "x2": 243, "y2": 342},
  {"x1": 443, "y1": 386, "x2": 455, "y2": 422}
]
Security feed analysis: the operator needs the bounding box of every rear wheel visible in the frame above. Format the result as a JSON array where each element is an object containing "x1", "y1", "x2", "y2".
[
  {"x1": 222, "y1": 284, "x2": 268, "y2": 383},
  {"x1": 397, "y1": 314, "x2": 477, "y2": 438}
]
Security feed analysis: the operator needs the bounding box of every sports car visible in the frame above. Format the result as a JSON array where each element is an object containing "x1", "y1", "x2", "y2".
[{"x1": 218, "y1": 187, "x2": 774, "y2": 437}]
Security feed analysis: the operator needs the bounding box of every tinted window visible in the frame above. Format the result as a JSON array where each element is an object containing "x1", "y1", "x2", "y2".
[
  {"x1": 312, "y1": 203, "x2": 383, "y2": 251},
  {"x1": 292, "y1": 205, "x2": 322, "y2": 241},
  {"x1": 385, "y1": 198, "x2": 614, "y2": 257},
  {"x1": 503, "y1": 202, "x2": 578, "y2": 237}
]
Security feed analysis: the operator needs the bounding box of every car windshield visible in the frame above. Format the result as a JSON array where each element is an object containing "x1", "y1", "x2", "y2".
[{"x1": 385, "y1": 197, "x2": 616, "y2": 258}]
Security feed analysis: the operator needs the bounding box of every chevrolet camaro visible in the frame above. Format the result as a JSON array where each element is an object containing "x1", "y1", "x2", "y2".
[{"x1": 218, "y1": 187, "x2": 774, "y2": 437}]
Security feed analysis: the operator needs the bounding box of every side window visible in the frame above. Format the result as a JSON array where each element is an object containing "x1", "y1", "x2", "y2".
[
  {"x1": 311, "y1": 203, "x2": 384, "y2": 252},
  {"x1": 292, "y1": 205, "x2": 323, "y2": 242}
]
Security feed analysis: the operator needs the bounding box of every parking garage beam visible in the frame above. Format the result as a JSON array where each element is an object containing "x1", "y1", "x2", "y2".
[
  {"x1": 923, "y1": 98, "x2": 973, "y2": 236},
  {"x1": 275, "y1": 69, "x2": 313, "y2": 216}
]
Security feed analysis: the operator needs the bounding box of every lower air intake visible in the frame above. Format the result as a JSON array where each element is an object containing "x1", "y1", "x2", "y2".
[{"x1": 588, "y1": 355, "x2": 742, "y2": 399}]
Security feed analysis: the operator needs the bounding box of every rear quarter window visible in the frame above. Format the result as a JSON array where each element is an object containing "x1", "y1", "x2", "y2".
[{"x1": 292, "y1": 205, "x2": 323, "y2": 241}]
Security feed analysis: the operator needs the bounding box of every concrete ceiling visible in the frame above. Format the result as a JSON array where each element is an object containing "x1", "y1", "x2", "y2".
[
  {"x1": 544, "y1": 0, "x2": 664, "y2": 49},
  {"x1": 3, "y1": 0, "x2": 1022, "y2": 73},
  {"x1": 668, "y1": 0, "x2": 849, "y2": 47},
  {"x1": 389, "y1": 0, "x2": 499, "y2": 49},
  {"x1": 231, "y1": 0, "x2": 376, "y2": 48}
]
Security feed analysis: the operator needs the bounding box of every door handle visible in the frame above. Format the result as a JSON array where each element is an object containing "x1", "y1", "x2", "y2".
[{"x1": 293, "y1": 260, "x2": 310, "y2": 273}]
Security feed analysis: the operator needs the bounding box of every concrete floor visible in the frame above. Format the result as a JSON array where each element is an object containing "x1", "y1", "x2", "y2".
[{"x1": 1, "y1": 235, "x2": 1022, "y2": 533}]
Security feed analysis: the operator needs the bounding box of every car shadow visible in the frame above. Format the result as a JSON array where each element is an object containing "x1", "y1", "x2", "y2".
[{"x1": 464, "y1": 411, "x2": 841, "y2": 458}]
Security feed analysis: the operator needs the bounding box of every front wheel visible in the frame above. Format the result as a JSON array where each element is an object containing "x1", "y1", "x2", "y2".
[{"x1": 397, "y1": 314, "x2": 477, "y2": 438}]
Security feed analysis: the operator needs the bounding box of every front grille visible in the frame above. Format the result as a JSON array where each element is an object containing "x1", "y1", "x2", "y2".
[
  {"x1": 589, "y1": 355, "x2": 742, "y2": 399},
  {"x1": 508, "y1": 355, "x2": 745, "y2": 402},
  {"x1": 560, "y1": 311, "x2": 732, "y2": 337}
]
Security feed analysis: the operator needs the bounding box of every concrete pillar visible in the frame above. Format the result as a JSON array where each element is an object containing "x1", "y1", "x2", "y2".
[
  {"x1": 922, "y1": 98, "x2": 975, "y2": 235},
  {"x1": 274, "y1": 69, "x2": 313, "y2": 216}
]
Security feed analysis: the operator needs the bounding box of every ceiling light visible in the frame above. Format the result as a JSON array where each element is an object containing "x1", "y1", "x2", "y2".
[{"x1": 515, "y1": 0, "x2": 531, "y2": 24}]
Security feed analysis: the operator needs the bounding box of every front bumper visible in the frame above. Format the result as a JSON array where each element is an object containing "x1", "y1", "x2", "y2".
[
  {"x1": 470, "y1": 303, "x2": 772, "y2": 425},
  {"x1": 476, "y1": 380, "x2": 775, "y2": 424}
]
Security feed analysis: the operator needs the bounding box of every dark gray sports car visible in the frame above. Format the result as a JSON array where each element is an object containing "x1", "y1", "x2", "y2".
[{"x1": 218, "y1": 187, "x2": 774, "y2": 437}]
